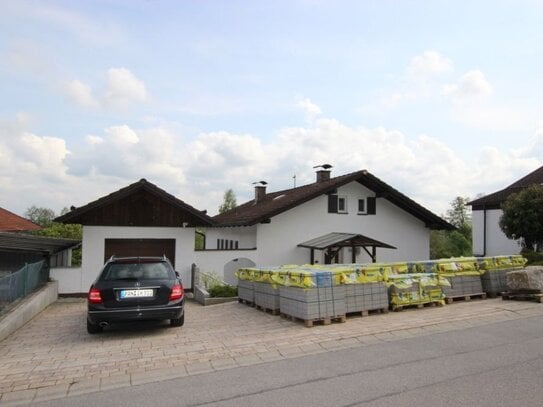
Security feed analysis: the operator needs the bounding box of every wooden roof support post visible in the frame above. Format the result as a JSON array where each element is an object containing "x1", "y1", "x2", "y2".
[{"x1": 351, "y1": 245, "x2": 356, "y2": 263}]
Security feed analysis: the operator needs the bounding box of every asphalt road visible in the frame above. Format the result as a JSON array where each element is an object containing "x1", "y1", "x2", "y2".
[{"x1": 35, "y1": 314, "x2": 543, "y2": 407}]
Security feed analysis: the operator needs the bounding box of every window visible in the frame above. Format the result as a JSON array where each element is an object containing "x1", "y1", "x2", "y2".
[
  {"x1": 328, "y1": 194, "x2": 348, "y2": 213},
  {"x1": 358, "y1": 197, "x2": 376, "y2": 215},
  {"x1": 358, "y1": 199, "x2": 365, "y2": 213},
  {"x1": 337, "y1": 196, "x2": 347, "y2": 213}
]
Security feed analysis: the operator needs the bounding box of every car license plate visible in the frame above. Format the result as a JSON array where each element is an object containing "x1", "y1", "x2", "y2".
[{"x1": 120, "y1": 289, "x2": 154, "y2": 299}]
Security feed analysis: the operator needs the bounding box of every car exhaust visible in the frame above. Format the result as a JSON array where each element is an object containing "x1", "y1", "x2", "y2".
[{"x1": 99, "y1": 322, "x2": 109, "y2": 328}]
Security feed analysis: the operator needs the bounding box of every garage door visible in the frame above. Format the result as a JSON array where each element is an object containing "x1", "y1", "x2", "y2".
[{"x1": 104, "y1": 239, "x2": 176, "y2": 265}]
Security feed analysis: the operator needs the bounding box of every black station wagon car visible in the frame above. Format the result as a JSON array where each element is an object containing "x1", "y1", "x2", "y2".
[{"x1": 87, "y1": 255, "x2": 185, "y2": 334}]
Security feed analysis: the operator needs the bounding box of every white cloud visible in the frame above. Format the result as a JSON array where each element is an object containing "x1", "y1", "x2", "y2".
[
  {"x1": 103, "y1": 68, "x2": 147, "y2": 109},
  {"x1": 62, "y1": 68, "x2": 147, "y2": 111},
  {"x1": 443, "y1": 70, "x2": 493, "y2": 100},
  {"x1": 0, "y1": 113, "x2": 541, "y2": 217},
  {"x1": 63, "y1": 79, "x2": 99, "y2": 109},
  {"x1": 407, "y1": 50, "x2": 453, "y2": 78},
  {"x1": 297, "y1": 98, "x2": 322, "y2": 121}
]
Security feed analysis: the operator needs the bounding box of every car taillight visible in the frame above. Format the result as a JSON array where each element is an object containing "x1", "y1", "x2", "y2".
[
  {"x1": 88, "y1": 287, "x2": 102, "y2": 304},
  {"x1": 169, "y1": 283, "x2": 184, "y2": 301}
]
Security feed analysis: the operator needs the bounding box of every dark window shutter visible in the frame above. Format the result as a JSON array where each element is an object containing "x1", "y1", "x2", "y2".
[
  {"x1": 328, "y1": 194, "x2": 338, "y2": 213},
  {"x1": 367, "y1": 197, "x2": 376, "y2": 215}
]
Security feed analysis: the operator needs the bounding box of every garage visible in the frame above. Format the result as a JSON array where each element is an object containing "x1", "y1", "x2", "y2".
[{"x1": 104, "y1": 238, "x2": 176, "y2": 264}]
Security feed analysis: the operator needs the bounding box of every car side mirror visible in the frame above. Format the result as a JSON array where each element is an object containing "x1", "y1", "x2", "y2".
[{"x1": 175, "y1": 271, "x2": 180, "y2": 278}]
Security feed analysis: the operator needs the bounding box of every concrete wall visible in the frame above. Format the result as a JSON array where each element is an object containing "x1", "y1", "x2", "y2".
[
  {"x1": 0, "y1": 280, "x2": 58, "y2": 341},
  {"x1": 50, "y1": 267, "x2": 83, "y2": 294},
  {"x1": 205, "y1": 226, "x2": 257, "y2": 249},
  {"x1": 472, "y1": 209, "x2": 522, "y2": 256}
]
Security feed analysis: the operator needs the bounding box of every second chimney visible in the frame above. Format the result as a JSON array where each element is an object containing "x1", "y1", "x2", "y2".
[
  {"x1": 316, "y1": 169, "x2": 331, "y2": 183},
  {"x1": 254, "y1": 183, "x2": 267, "y2": 203}
]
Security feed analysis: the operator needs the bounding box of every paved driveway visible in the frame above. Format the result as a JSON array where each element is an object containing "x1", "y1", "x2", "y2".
[{"x1": 1, "y1": 297, "x2": 543, "y2": 405}]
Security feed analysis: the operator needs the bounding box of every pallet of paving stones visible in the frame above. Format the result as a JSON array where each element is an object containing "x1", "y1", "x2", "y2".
[
  {"x1": 441, "y1": 275, "x2": 484, "y2": 299},
  {"x1": 279, "y1": 285, "x2": 346, "y2": 326},
  {"x1": 480, "y1": 268, "x2": 511, "y2": 298},
  {"x1": 501, "y1": 290, "x2": 543, "y2": 303},
  {"x1": 237, "y1": 279, "x2": 255, "y2": 306},
  {"x1": 253, "y1": 282, "x2": 280, "y2": 313},
  {"x1": 344, "y1": 282, "x2": 389, "y2": 316}
]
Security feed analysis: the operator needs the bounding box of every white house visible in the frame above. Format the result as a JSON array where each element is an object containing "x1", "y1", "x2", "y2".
[
  {"x1": 468, "y1": 165, "x2": 543, "y2": 256},
  {"x1": 55, "y1": 167, "x2": 453, "y2": 293}
]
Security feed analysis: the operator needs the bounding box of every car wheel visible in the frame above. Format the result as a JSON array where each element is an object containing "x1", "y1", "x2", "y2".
[
  {"x1": 170, "y1": 314, "x2": 184, "y2": 327},
  {"x1": 87, "y1": 319, "x2": 103, "y2": 334}
]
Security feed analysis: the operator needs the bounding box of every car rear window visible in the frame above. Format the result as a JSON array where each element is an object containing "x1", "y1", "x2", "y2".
[{"x1": 101, "y1": 262, "x2": 173, "y2": 281}]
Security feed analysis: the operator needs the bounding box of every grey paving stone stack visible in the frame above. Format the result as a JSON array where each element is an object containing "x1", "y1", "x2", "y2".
[
  {"x1": 279, "y1": 285, "x2": 346, "y2": 321},
  {"x1": 253, "y1": 282, "x2": 280, "y2": 311},
  {"x1": 442, "y1": 275, "x2": 483, "y2": 298},
  {"x1": 345, "y1": 282, "x2": 388, "y2": 313},
  {"x1": 237, "y1": 279, "x2": 254, "y2": 304},
  {"x1": 480, "y1": 268, "x2": 511, "y2": 296}
]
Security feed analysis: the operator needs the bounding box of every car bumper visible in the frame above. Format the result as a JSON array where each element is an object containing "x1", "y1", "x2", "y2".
[{"x1": 88, "y1": 302, "x2": 184, "y2": 324}]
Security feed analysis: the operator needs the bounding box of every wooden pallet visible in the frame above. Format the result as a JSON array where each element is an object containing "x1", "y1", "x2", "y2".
[
  {"x1": 392, "y1": 301, "x2": 443, "y2": 312},
  {"x1": 445, "y1": 293, "x2": 487, "y2": 304},
  {"x1": 255, "y1": 305, "x2": 280, "y2": 315},
  {"x1": 281, "y1": 313, "x2": 347, "y2": 327},
  {"x1": 347, "y1": 307, "x2": 389, "y2": 318},
  {"x1": 238, "y1": 298, "x2": 255, "y2": 307},
  {"x1": 501, "y1": 291, "x2": 543, "y2": 303}
]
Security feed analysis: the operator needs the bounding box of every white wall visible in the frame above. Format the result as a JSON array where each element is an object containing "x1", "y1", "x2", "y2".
[
  {"x1": 205, "y1": 226, "x2": 257, "y2": 249},
  {"x1": 472, "y1": 209, "x2": 522, "y2": 256},
  {"x1": 255, "y1": 181, "x2": 430, "y2": 266},
  {"x1": 51, "y1": 267, "x2": 83, "y2": 294}
]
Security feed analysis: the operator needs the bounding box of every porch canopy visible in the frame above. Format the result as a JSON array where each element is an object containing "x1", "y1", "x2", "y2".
[{"x1": 297, "y1": 232, "x2": 396, "y2": 264}]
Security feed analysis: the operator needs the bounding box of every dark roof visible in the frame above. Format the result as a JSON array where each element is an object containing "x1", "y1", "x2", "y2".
[
  {"x1": 0, "y1": 232, "x2": 80, "y2": 255},
  {"x1": 55, "y1": 178, "x2": 215, "y2": 227},
  {"x1": 213, "y1": 170, "x2": 453, "y2": 230},
  {"x1": 469, "y1": 165, "x2": 543, "y2": 209},
  {"x1": 0, "y1": 207, "x2": 41, "y2": 232},
  {"x1": 298, "y1": 232, "x2": 396, "y2": 250}
]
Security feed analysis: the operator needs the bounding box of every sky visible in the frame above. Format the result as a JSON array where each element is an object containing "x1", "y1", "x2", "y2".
[{"x1": 1, "y1": 0, "x2": 542, "y2": 218}]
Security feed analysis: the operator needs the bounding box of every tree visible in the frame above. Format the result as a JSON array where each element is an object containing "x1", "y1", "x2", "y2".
[
  {"x1": 430, "y1": 196, "x2": 473, "y2": 259},
  {"x1": 25, "y1": 206, "x2": 56, "y2": 228},
  {"x1": 499, "y1": 184, "x2": 543, "y2": 252},
  {"x1": 25, "y1": 206, "x2": 83, "y2": 265},
  {"x1": 218, "y1": 189, "x2": 237, "y2": 214}
]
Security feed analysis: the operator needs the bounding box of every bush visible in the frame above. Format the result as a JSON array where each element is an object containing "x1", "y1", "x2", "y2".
[
  {"x1": 522, "y1": 250, "x2": 543, "y2": 265},
  {"x1": 208, "y1": 285, "x2": 238, "y2": 298}
]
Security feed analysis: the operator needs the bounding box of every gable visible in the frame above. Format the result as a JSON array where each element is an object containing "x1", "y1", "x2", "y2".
[
  {"x1": 213, "y1": 170, "x2": 453, "y2": 230},
  {"x1": 0, "y1": 207, "x2": 41, "y2": 232},
  {"x1": 55, "y1": 179, "x2": 215, "y2": 227}
]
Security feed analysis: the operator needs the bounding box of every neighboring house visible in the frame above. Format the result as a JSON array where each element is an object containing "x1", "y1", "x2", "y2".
[
  {"x1": 55, "y1": 168, "x2": 453, "y2": 293},
  {"x1": 0, "y1": 207, "x2": 78, "y2": 274},
  {"x1": 0, "y1": 207, "x2": 41, "y2": 233},
  {"x1": 468, "y1": 165, "x2": 543, "y2": 256}
]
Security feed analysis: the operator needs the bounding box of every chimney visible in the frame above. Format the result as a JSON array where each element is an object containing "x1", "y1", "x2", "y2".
[
  {"x1": 253, "y1": 181, "x2": 267, "y2": 203},
  {"x1": 314, "y1": 164, "x2": 333, "y2": 183}
]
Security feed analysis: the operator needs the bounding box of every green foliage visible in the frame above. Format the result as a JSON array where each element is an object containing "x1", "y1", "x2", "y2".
[
  {"x1": 218, "y1": 189, "x2": 237, "y2": 214},
  {"x1": 25, "y1": 206, "x2": 83, "y2": 266},
  {"x1": 208, "y1": 285, "x2": 238, "y2": 298},
  {"x1": 430, "y1": 196, "x2": 473, "y2": 259},
  {"x1": 195, "y1": 229, "x2": 205, "y2": 250},
  {"x1": 499, "y1": 185, "x2": 543, "y2": 251},
  {"x1": 521, "y1": 249, "x2": 543, "y2": 265}
]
